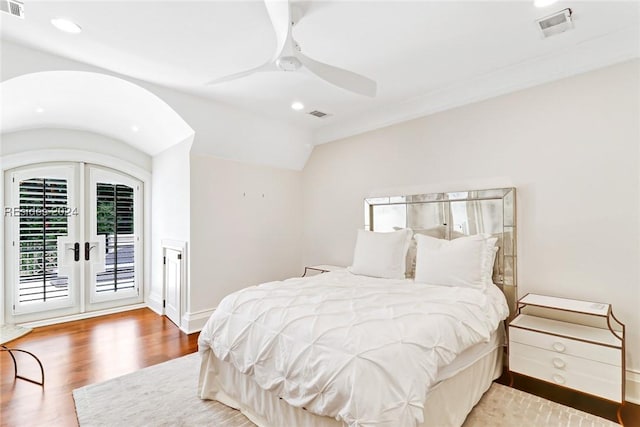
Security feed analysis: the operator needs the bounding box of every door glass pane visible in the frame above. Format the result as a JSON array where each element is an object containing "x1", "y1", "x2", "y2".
[
  {"x1": 96, "y1": 183, "x2": 135, "y2": 293},
  {"x1": 18, "y1": 178, "x2": 69, "y2": 304}
]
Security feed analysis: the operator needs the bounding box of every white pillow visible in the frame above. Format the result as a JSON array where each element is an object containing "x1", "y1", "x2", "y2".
[
  {"x1": 393, "y1": 226, "x2": 447, "y2": 278},
  {"x1": 348, "y1": 229, "x2": 413, "y2": 279},
  {"x1": 414, "y1": 234, "x2": 497, "y2": 289}
]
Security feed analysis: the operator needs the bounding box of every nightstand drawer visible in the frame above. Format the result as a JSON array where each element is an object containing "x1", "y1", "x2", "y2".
[
  {"x1": 509, "y1": 326, "x2": 620, "y2": 366},
  {"x1": 510, "y1": 342, "x2": 621, "y2": 402}
]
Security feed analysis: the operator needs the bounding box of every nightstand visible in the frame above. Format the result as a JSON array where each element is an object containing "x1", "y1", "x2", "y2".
[
  {"x1": 509, "y1": 293, "x2": 626, "y2": 422},
  {"x1": 302, "y1": 265, "x2": 344, "y2": 277}
]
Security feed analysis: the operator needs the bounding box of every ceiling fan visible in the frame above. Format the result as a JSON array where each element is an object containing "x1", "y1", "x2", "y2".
[{"x1": 205, "y1": 0, "x2": 377, "y2": 97}]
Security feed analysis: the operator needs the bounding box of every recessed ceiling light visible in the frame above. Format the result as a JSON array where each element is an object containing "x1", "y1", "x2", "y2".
[
  {"x1": 35, "y1": 107, "x2": 45, "y2": 113},
  {"x1": 291, "y1": 101, "x2": 304, "y2": 111},
  {"x1": 534, "y1": 0, "x2": 559, "y2": 8},
  {"x1": 131, "y1": 125, "x2": 139, "y2": 132},
  {"x1": 51, "y1": 18, "x2": 82, "y2": 34}
]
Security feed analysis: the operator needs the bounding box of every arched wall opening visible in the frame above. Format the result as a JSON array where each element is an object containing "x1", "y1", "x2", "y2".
[{"x1": 1, "y1": 71, "x2": 195, "y2": 329}]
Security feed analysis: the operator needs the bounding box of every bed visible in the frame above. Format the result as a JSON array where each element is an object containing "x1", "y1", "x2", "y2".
[{"x1": 198, "y1": 188, "x2": 516, "y2": 427}]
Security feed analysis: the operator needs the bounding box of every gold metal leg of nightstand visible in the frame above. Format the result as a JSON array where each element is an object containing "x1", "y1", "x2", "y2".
[{"x1": 616, "y1": 401, "x2": 624, "y2": 426}]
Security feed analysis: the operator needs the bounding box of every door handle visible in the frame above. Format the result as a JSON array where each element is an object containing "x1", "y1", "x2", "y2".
[
  {"x1": 74, "y1": 242, "x2": 80, "y2": 262},
  {"x1": 85, "y1": 242, "x2": 97, "y2": 261}
]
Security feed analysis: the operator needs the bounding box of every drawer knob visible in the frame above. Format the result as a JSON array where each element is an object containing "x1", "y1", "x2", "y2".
[
  {"x1": 552, "y1": 374, "x2": 565, "y2": 385},
  {"x1": 552, "y1": 342, "x2": 566, "y2": 353},
  {"x1": 552, "y1": 358, "x2": 566, "y2": 369}
]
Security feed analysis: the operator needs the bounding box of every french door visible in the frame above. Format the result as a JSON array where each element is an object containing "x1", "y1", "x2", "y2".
[{"x1": 5, "y1": 163, "x2": 143, "y2": 323}]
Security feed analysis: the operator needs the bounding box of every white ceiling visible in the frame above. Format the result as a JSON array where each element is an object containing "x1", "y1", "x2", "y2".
[
  {"x1": 1, "y1": 71, "x2": 195, "y2": 155},
  {"x1": 1, "y1": 1, "x2": 639, "y2": 144}
]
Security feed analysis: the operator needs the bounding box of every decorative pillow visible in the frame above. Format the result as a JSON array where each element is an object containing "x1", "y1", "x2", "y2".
[
  {"x1": 414, "y1": 234, "x2": 498, "y2": 289},
  {"x1": 348, "y1": 229, "x2": 413, "y2": 279},
  {"x1": 393, "y1": 226, "x2": 464, "y2": 278}
]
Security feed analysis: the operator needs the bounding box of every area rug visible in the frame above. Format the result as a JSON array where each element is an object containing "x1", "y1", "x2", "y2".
[{"x1": 73, "y1": 353, "x2": 618, "y2": 427}]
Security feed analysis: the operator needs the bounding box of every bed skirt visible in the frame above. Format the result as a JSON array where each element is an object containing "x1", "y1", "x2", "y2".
[{"x1": 198, "y1": 345, "x2": 503, "y2": 427}]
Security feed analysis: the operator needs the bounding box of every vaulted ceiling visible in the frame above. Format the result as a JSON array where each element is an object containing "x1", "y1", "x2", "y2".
[
  {"x1": 1, "y1": 1, "x2": 639, "y2": 145},
  {"x1": 2, "y1": 71, "x2": 195, "y2": 155}
]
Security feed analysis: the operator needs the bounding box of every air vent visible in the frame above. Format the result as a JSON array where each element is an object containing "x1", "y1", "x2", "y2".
[
  {"x1": 308, "y1": 110, "x2": 331, "y2": 118},
  {"x1": 536, "y1": 8, "x2": 573, "y2": 38},
  {"x1": 0, "y1": 0, "x2": 24, "y2": 18}
]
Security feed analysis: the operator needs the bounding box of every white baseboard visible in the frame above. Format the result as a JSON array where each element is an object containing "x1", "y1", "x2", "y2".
[
  {"x1": 18, "y1": 303, "x2": 148, "y2": 329},
  {"x1": 147, "y1": 293, "x2": 164, "y2": 316},
  {"x1": 181, "y1": 307, "x2": 216, "y2": 334},
  {"x1": 626, "y1": 369, "x2": 640, "y2": 404},
  {"x1": 17, "y1": 302, "x2": 213, "y2": 335}
]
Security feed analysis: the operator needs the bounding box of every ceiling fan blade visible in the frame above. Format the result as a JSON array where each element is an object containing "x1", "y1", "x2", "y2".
[
  {"x1": 264, "y1": 0, "x2": 292, "y2": 59},
  {"x1": 205, "y1": 0, "x2": 291, "y2": 86},
  {"x1": 297, "y1": 52, "x2": 377, "y2": 97},
  {"x1": 205, "y1": 61, "x2": 277, "y2": 85}
]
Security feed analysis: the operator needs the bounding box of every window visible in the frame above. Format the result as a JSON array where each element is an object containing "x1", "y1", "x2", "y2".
[
  {"x1": 18, "y1": 178, "x2": 70, "y2": 304},
  {"x1": 95, "y1": 183, "x2": 136, "y2": 293}
]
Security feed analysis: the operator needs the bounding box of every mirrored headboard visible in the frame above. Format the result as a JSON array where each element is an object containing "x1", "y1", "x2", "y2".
[{"x1": 364, "y1": 188, "x2": 517, "y2": 316}]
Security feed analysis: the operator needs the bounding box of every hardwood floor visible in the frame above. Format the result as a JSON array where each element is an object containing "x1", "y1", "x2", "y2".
[
  {"x1": 1, "y1": 309, "x2": 638, "y2": 426},
  {"x1": 496, "y1": 372, "x2": 640, "y2": 426},
  {"x1": 1, "y1": 308, "x2": 198, "y2": 427}
]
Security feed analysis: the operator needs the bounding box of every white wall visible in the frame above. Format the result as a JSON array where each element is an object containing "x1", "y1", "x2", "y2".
[
  {"x1": 149, "y1": 139, "x2": 192, "y2": 319},
  {"x1": 302, "y1": 60, "x2": 640, "y2": 379},
  {"x1": 188, "y1": 154, "x2": 303, "y2": 330}
]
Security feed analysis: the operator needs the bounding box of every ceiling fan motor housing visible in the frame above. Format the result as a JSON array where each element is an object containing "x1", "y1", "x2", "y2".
[{"x1": 276, "y1": 56, "x2": 302, "y2": 71}]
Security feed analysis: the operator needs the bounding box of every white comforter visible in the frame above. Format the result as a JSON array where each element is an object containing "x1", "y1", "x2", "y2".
[{"x1": 198, "y1": 270, "x2": 509, "y2": 427}]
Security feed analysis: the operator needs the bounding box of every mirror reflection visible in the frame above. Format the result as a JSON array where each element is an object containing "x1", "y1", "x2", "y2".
[{"x1": 365, "y1": 188, "x2": 517, "y2": 315}]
